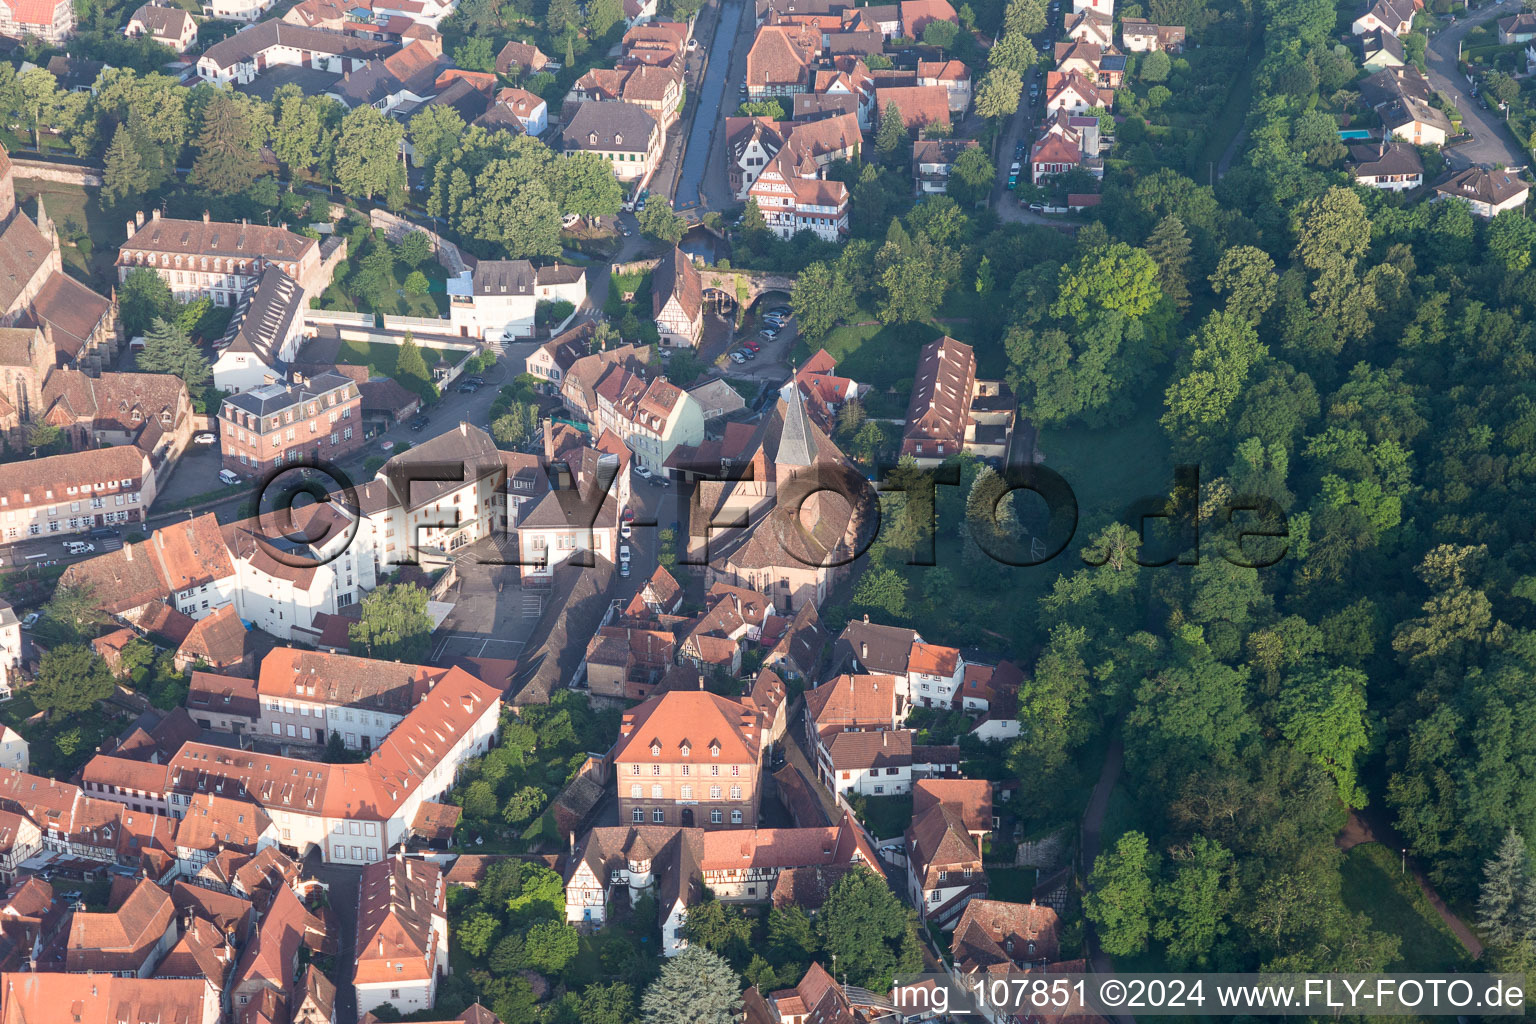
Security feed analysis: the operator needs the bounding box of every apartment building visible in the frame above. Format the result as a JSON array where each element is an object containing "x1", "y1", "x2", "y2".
[
  {"x1": 0, "y1": 446, "x2": 155, "y2": 540},
  {"x1": 116, "y1": 211, "x2": 323, "y2": 306},
  {"x1": 562, "y1": 102, "x2": 663, "y2": 184},
  {"x1": 613, "y1": 691, "x2": 764, "y2": 830},
  {"x1": 220, "y1": 373, "x2": 364, "y2": 473},
  {"x1": 256, "y1": 648, "x2": 438, "y2": 750}
]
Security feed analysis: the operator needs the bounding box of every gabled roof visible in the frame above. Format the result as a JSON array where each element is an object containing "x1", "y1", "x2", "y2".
[
  {"x1": 652, "y1": 246, "x2": 702, "y2": 324},
  {"x1": 952, "y1": 898, "x2": 1061, "y2": 974},
  {"x1": 613, "y1": 690, "x2": 762, "y2": 765},
  {"x1": 1436, "y1": 166, "x2": 1530, "y2": 206},
  {"x1": 912, "y1": 778, "x2": 991, "y2": 835},
  {"x1": 562, "y1": 101, "x2": 658, "y2": 153},
  {"x1": 804, "y1": 673, "x2": 902, "y2": 739},
  {"x1": 905, "y1": 801, "x2": 981, "y2": 885},
  {"x1": 355, "y1": 856, "x2": 444, "y2": 984}
]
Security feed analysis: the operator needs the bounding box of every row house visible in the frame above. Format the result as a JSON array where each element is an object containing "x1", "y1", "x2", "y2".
[
  {"x1": 172, "y1": 791, "x2": 279, "y2": 876},
  {"x1": 590, "y1": 364, "x2": 706, "y2": 475},
  {"x1": 568, "y1": 62, "x2": 684, "y2": 130},
  {"x1": 585, "y1": 625, "x2": 677, "y2": 700},
  {"x1": 523, "y1": 323, "x2": 595, "y2": 389},
  {"x1": 256, "y1": 648, "x2": 441, "y2": 751},
  {"x1": 116, "y1": 210, "x2": 325, "y2": 307},
  {"x1": 875, "y1": 84, "x2": 951, "y2": 131},
  {"x1": 1053, "y1": 40, "x2": 1124, "y2": 89},
  {"x1": 0, "y1": 771, "x2": 125, "y2": 862},
  {"x1": 0, "y1": 811, "x2": 41, "y2": 884},
  {"x1": 899, "y1": 0, "x2": 956, "y2": 36},
  {"x1": 220, "y1": 373, "x2": 363, "y2": 475},
  {"x1": 0, "y1": 446, "x2": 154, "y2": 541},
  {"x1": 917, "y1": 59, "x2": 971, "y2": 113}
]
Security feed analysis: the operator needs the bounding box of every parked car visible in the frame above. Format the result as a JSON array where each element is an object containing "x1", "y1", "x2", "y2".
[
  {"x1": 743, "y1": 340, "x2": 761, "y2": 352},
  {"x1": 621, "y1": 522, "x2": 633, "y2": 540},
  {"x1": 410, "y1": 415, "x2": 430, "y2": 431},
  {"x1": 619, "y1": 544, "x2": 632, "y2": 563},
  {"x1": 1028, "y1": 202, "x2": 1046, "y2": 212},
  {"x1": 767, "y1": 305, "x2": 791, "y2": 317},
  {"x1": 760, "y1": 328, "x2": 780, "y2": 340},
  {"x1": 88, "y1": 526, "x2": 117, "y2": 540},
  {"x1": 635, "y1": 465, "x2": 653, "y2": 480},
  {"x1": 465, "y1": 375, "x2": 485, "y2": 384},
  {"x1": 687, "y1": 37, "x2": 699, "y2": 49},
  {"x1": 65, "y1": 541, "x2": 95, "y2": 555},
  {"x1": 620, "y1": 559, "x2": 632, "y2": 577},
  {"x1": 622, "y1": 506, "x2": 636, "y2": 523},
  {"x1": 457, "y1": 383, "x2": 480, "y2": 394},
  {"x1": 193, "y1": 431, "x2": 216, "y2": 444},
  {"x1": 381, "y1": 440, "x2": 395, "y2": 452},
  {"x1": 730, "y1": 351, "x2": 747, "y2": 363},
  {"x1": 20, "y1": 613, "x2": 39, "y2": 630}
]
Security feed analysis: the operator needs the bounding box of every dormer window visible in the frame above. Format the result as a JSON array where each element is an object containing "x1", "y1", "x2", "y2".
[
  {"x1": 710, "y1": 743, "x2": 720, "y2": 757},
  {"x1": 650, "y1": 742, "x2": 661, "y2": 757},
  {"x1": 679, "y1": 743, "x2": 690, "y2": 757}
]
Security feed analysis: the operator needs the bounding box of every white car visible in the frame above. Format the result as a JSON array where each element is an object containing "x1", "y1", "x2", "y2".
[
  {"x1": 730, "y1": 351, "x2": 747, "y2": 363},
  {"x1": 687, "y1": 37, "x2": 699, "y2": 49},
  {"x1": 193, "y1": 432, "x2": 217, "y2": 444},
  {"x1": 621, "y1": 522, "x2": 633, "y2": 540},
  {"x1": 635, "y1": 465, "x2": 653, "y2": 480},
  {"x1": 620, "y1": 559, "x2": 632, "y2": 577},
  {"x1": 20, "y1": 613, "x2": 39, "y2": 629},
  {"x1": 619, "y1": 544, "x2": 632, "y2": 563}
]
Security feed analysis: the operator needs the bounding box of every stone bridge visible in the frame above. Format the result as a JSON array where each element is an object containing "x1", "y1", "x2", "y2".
[{"x1": 697, "y1": 269, "x2": 796, "y2": 309}]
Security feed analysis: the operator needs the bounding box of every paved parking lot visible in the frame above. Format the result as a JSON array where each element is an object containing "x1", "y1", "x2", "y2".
[{"x1": 427, "y1": 537, "x2": 538, "y2": 666}]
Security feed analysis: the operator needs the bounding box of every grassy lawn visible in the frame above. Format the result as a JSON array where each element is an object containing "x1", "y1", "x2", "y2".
[
  {"x1": 317, "y1": 259, "x2": 449, "y2": 318},
  {"x1": 849, "y1": 793, "x2": 914, "y2": 840},
  {"x1": 804, "y1": 314, "x2": 943, "y2": 392},
  {"x1": 334, "y1": 339, "x2": 464, "y2": 379},
  {"x1": 1034, "y1": 386, "x2": 1174, "y2": 532},
  {"x1": 986, "y1": 867, "x2": 1039, "y2": 902},
  {"x1": 1341, "y1": 843, "x2": 1474, "y2": 972},
  {"x1": 12, "y1": 180, "x2": 123, "y2": 292}
]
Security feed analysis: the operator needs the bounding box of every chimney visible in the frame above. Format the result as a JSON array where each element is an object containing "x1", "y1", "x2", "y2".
[
  {"x1": 882, "y1": 732, "x2": 887, "y2": 748},
  {"x1": 203, "y1": 210, "x2": 211, "y2": 223},
  {"x1": 125, "y1": 544, "x2": 133, "y2": 561},
  {"x1": 569, "y1": 832, "x2": 576, "y2": 854},
  {"x1": 136, "y1": 210, "x2": 146, "y2": 228},
  {"x1": 863, "y1": 613, "x2": 869, "y2": 624},
  {"x1": 542, "y1": 416, "x2": 556, "y2": 462},
  {"x1": 459, "y1": 421, "x2": 467, "y2": 436},
  {"x1": 150, "y1": 209, "x2": 160, "y2": 221}
]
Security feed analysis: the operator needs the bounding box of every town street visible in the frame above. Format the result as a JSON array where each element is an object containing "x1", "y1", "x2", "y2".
[{"x1": 1426, "y1": 2, "x2": 1528, "y2": 169}]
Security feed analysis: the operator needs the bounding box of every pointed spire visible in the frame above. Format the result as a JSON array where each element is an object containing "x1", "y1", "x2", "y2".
[{"x1": 778, "y1": 372, "x2": 815, "y2": 468}]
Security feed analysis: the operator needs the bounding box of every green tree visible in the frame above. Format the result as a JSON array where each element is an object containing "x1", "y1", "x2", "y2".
[
  {"x1": 875, "y1": 101, "x2": 908, "y2": 157},
  {"x1": 816, "y1": 867, "x2": 923, "y2": 990},
  {"x1": 987, "y1": 31, "x2": 1037, "y2": 75},
  {"x1": 741, "y1": 197, "x2": 768, "y2": 237},
  {"x1": 42, "y1": 581, "x2": 109, "y2": 644},
  {"x1": 737, "y1": 100, "x2": 787, "y2": 119},
  {"x1": 790, "y1": 261, "x2": 856, "y2": 339},
  {"x1": 26, "y1": 421, "x2": 62, "y2": 456},
  {"x1": 337, "y1": 105, "x2": 407, "y2": 201},
  {"x1": 404, "y1": 270, "x2": 430, "y2": 295},
  {"x1": 32, "y1": 645, "x2": 116, "y2": 716},
  {"x1": 1487, "y1": 209, "x2": 1536, "y2": 273},
  {"x1": 271, "y1": 85, "x2": 336, "y2": 176},
  {"x1": 103, "y1": 123, "x2": 148, "y2": 205},
  {"x1": 347, "y1": 583, "x2": 434, "y2": 661},
  {"x1": 1140, "y1": 49, "x2": 1171, "y2": 81},
  {"x1": 1085, "y1": 831, "x2": 1158, "y2": 956},
  {"x1": 556, "y1": 152, "x2": 625, "y2": 220},
  {"x1": 1002, "y1": 0, "x2": 1046, "y2": 35},
  {"x1": 119, "y1": 268, "x2": 176, "y2": 339},
  {"x1": 1153, "y1": 836, "x2": 1236, "y2": 968},
  {"x1": 922, "y1": 19, "x2": 958, "y2": 46},
  {"x1": 524, "y1": 920, "x2": 580, "y2": 974},
  {"x1": 1478, "y1": 829, "x2": 1534, "y2": 949},
  {"x1": 190, "y1": 92, "x2": 271, "y2": 196},
  {"x1": 399, "y1": 231, "x2": 433, "y2": 269},
  {"x1": 1209, "y1": 245, "x2": 1277, "y2": 325},
  {"x1": 684, "y1": 898, "x2": 756, "y2": 963},
  {"x1": 853, "y1": 568, "x2": 909, "y2": 618},
  {"x1": 638, "y1": 197, "x2": 687, "y2": 244},
  {"x1": 136, "y1": 317, "x2": 211, "y2": 389},
  {"x1": 641, "y1": 947, "x2": 742, "y2": 1024},
  {"x1": 407, "y1": 105, "x2": 467, "y2": 174},
  {"x1": 1278, "y1": 665, "x2": 1370, "y2": 807},
  {"x1": 947, "y1": 146, "x2": 995, "y2": 206},
  {"x1": 973, "y1": 67, "x2": 1022, "y2": 122},
  {"x1": 1053, "y1": 242, "x2": 1162, "y2": 321},
  {"x1": 454, "y1": 36, "x2": 495, "y2": 71},
  {"x1": 1144, "y1": 214, "x2": 1192, "y2": 313},
  {"x1": 459, "y1": 912, "x2": 501, "y2": 958},
  {"x1": 393, "y1": 334, "x2": 435, "y2": 399}
]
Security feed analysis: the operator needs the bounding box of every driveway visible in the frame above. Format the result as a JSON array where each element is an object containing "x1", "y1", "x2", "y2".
[{"x1": 1426, "y1": 3, "x2": 1528, "y2": 170}]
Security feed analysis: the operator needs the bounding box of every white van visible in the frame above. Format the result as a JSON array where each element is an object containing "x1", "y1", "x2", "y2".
[
  {"x1": 218, "y1": 469, "x2": 241, "y2": 486},
  {"x1": 64, "y1": 541, "x2": 95, "y2": 555}
]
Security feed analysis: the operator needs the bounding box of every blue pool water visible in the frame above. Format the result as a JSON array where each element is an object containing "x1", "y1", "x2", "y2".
[{"x1": 1339, "y1": 129, "x2": 1373, "y2": 140}]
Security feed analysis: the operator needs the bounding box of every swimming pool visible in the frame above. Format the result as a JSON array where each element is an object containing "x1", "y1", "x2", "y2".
[{"x1": 1339, "y1": 129, "x2": 1373, "y2": 140}]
